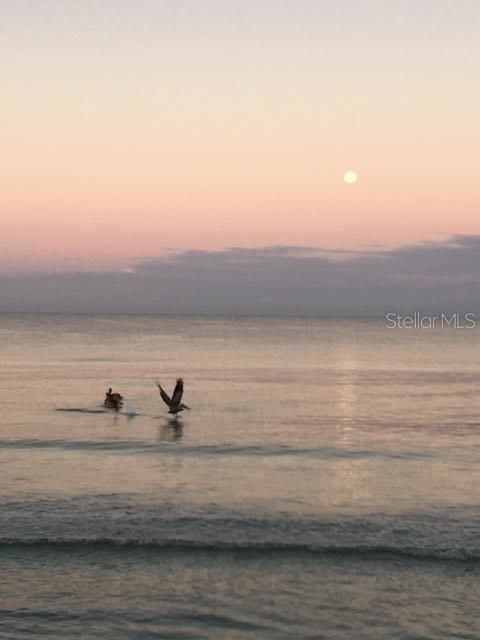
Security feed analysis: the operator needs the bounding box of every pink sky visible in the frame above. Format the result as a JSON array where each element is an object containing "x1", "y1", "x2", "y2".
[{"x1": 1, "y1": 1, "x2": 479, "y2": 274}]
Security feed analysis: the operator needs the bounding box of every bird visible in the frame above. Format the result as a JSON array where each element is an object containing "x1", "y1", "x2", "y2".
[
  {"x1": 104, "y1": 388, "x2": 124, "y2": 411},
  {"x1": 156, "y1": 378, "x2": 190, "y2": 417}
]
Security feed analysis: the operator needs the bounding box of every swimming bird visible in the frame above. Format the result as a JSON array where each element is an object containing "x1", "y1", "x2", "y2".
[
  {"x1": 156, "y1": 378, "x2": 190, "y2": 417},
  {"x1": 104, "y1": 388, "x2": 124, "y2": 411}
]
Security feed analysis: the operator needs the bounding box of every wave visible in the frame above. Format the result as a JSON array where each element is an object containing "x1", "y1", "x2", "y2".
[
  {"x1": 0, "y1": 437, "x2": 433, "y2": 460},
  {"x1": 3, "y1": 497, "x2": 480, "y2": 563},
  {"x1": 0, "y1": 537, "x2": 479, "y2": 561}
]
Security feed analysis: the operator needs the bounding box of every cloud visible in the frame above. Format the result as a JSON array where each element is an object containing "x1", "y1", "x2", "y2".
[{"x1": 1, "y1": 235, "x2": 480, "y2": 314}]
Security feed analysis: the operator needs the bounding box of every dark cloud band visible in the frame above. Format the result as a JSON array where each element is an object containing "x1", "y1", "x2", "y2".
[{"x1": 1, "y1": 235, "x2": 479, "y2": 314}]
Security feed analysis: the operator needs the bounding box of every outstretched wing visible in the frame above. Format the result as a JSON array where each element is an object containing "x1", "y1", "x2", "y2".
[
  {"x1": 156, "y1": 381, "x2": 171, "y2": 407},
  {"x1": 171, "y1": 378, "x2": 184, "y2": 408}
]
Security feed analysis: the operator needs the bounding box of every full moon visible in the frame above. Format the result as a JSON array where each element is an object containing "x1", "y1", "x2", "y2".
[{"x1": 343, "y1": 170, "x2": 358, "y2": 184}]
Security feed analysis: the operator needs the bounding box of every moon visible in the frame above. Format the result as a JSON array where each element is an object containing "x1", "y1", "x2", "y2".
[{"x1": 343, "y1": 170, "x2": 358, "y2": 184}]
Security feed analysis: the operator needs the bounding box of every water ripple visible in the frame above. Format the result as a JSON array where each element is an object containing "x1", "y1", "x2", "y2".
[{"x1": 0, "y1": 438, "x2": 434, "y2": 460}]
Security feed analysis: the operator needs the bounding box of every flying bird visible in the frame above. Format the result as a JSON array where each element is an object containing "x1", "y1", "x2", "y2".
[{"x1": 156, "y1": 378, "x2": 190, "y2": 416}]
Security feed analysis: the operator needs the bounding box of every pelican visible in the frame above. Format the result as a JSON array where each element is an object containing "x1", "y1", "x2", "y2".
[
  {"x1": 156, "y1": 378, "x2": 190, "y2": 416},
  {"x1": 104, "y1": 388, "x2": 124, "y2": 411}
]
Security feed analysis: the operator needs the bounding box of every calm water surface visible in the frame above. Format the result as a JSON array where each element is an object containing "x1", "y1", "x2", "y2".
[{"x1": 1, "y1": 314, "x2": 480, "y2": 639}]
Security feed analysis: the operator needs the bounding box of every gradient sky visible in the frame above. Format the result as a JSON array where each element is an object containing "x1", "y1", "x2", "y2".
[{"x1": 1, "y1": 0, "x2": 480, "y2": 276}]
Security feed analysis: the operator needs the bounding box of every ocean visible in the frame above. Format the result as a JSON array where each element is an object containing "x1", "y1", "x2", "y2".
[{"x1": 1, "y1": 314, "x2": 479, "y2": 639}]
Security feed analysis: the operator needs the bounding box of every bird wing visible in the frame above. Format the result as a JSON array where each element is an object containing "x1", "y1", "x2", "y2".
[
  {"x1": 156, "y1": 382, "x2": 171, "y2": 407},
  {"x1": 171, "y1": 379, "x2": 184, "y2": 408}
]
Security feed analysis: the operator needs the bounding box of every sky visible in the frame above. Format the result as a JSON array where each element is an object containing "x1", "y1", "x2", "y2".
[{"x1": 1, "y1": 1, "x2": 480, "y2": 312}]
